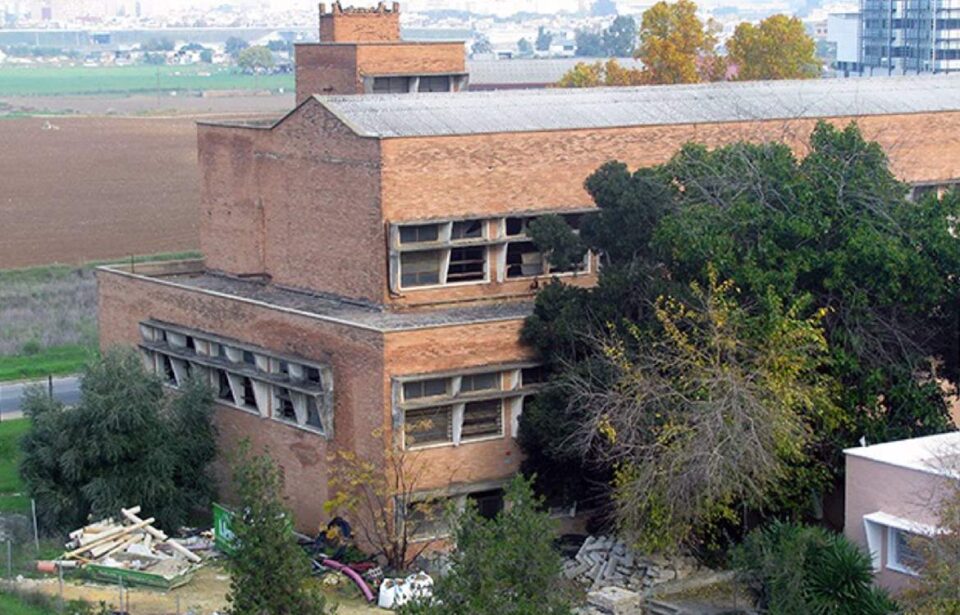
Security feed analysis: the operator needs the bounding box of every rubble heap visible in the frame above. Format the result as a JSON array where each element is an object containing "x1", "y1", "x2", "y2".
[{"x1": 563, "y1": 535, "x2": 698, "y2": 593}]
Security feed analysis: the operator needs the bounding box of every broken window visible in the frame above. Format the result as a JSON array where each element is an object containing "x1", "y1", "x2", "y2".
[
  {"x1": 521, "y1": 366, "x2": 546, "y2": 386},
  {"x1": 451, "y1": 220, "x2": 483, "y2": 240},
  {"x1": 305, "y1": 366, "x2": 323, "y2": 386},
  {"x1": 506, "y1": 242, "x2": 544, "y2": 278},
  {"x1": 400, "y1": 251, "x2": 441, "y2": 288},
  {"x1": 405, "y1": 406, "x2": 454, "y2": 447},
  {"x1": 240, "y1": 377, "x2": 258, "y2": 411},
  {"x1": 273, "y1": 387, "x2": 297, "y2": 424},
  {"x1": 505, "y1": 216, "x2": 535, "y2": 236},
  {"x1": 305, "y1": 396, "x2": 324, "y2": 430},
  {"x1": 160, "y1": 355, "x2": 177, "y2": 387},
  {"x1": 468, "y1": 489, "x2": 504, "y2": 520},
  {"x1": 399, "y1": 224, "x2": 439, "y2": 244},
  {"x1": 460, "y1": 372, "x2": 499, "y2": 394},
  {"x1": 446, "y1": 246, "x2": 486, "y2": 283},
  {"x1": 418, "y1": 76, "x2": 451, "y2": 92},
  {"x1": 373, "y1": 76, "x2": 410, "y2": 93},
  {"x1": 216, "y1": 370, "x2": 233, "y2": 403},
  {"x1": 461, "y1": 399, "x2": 502, "y2": 440},
  {"x1": 403, "y1": 378, "x2": 448, "y2": 401},
  {"x1": 406, "y1": 498, "x2": 449, "y2": 538}
]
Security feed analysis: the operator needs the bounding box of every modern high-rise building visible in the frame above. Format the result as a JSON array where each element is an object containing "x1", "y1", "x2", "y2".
[{"x1": 860, "y1": 0, "x2": 960, "y2": 74}]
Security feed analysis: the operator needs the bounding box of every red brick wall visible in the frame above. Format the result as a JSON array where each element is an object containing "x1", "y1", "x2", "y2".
[
  {"x1": 295, "y1": 44, "x2": 360, "y2": 101},
  {"x1": 379, "y1": 112, "x2": 960, "y2": 223},
  {"x1": 97, "y1": 267, "x2": 387, "y2": 532},
  {"x1": 355, "y1": 42, "x2": 465, "y2": 78},
  {"x1": 199, "y1": 101, "x2": 386, "y2": 303},
  {"x1": 319, "y1": 6, "x2": 401, "y2": 43}
]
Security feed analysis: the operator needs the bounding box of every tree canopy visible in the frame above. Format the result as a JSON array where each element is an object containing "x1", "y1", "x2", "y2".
[
  {"x1": 237, "y1": 45, "x2": 274, "y2": 72},
  {"x1": 557, "y1": 59, "x2": 645, "y2": 87},
  {"x1": 727, "y1": 14, "x2": 821, "y2": 80},
  {"x1": 636, "y1": 0, "x2": 723, "y2": 84},
  {"x1": 519, "y1": 122, "x2": 960, "y2": 549},
  {"x1": 19, "y1": 349, "x2": 217, "y2": 532}
]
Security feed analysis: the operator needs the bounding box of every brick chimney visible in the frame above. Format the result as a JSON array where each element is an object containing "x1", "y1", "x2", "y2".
[{"x1": 318, "y1": 2, "x2": 402, "y2": 43}]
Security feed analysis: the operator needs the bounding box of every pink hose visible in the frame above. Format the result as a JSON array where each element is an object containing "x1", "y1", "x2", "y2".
[{"x1": 322, "y1": 558, "x2": 375, "y2": 602}]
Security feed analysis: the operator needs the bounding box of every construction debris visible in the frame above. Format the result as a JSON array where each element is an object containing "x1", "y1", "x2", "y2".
[
  {"x1": 563, "y1": 535, "x2": 699, "y2": 594},
  {"x1": 59, "y1": 505, "x2": 204, "y2": 589}
]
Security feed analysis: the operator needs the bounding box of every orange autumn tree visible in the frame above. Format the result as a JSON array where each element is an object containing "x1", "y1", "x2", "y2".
[
  {"x1": 637, "y1": 0, "x2": 724, "y2": 84},
  {"x1": 727, "y1": 14, "x2": 821, "y2": 80},
  {"x1": 557, "y1": 59, "x2": 646, "y2": 87}
]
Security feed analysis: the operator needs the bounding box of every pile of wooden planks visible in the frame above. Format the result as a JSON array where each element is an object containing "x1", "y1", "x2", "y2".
[{"x1": 61, "y1": 506, "x2": 202, "y2": 588}]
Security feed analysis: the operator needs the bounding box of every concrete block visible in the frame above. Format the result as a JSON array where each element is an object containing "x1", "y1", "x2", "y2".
[{"x1": 586, "y1": 586, "x2": 642, "y2": 614}]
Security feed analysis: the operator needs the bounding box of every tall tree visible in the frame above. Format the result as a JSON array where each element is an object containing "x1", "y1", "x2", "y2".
[
  {"x1": 224, "y1": 36, "x2": 249, "y2": 59},
  {"x1": 519, "y1": 122, "x2": 960, "y2": 549},
  {"x1": 19, "y1": 349, "x2": 218, "y2": 532},
  {"x1": 603, "y1": 15, "x2": 638, "y2": 57},
  {"x1": 575, "y1": 29, "x2": 605, "y2": 57},
  {"x1": 225, "y1": 443, "x2": 331, "y2": 615},
  {"x1": 237, "y1": 45, "x2": 274, "y2": 72},
  {"x1": 536, "y1": 26, "x2": 553, "y2": 52},
  {"x1": 727, "y1": 14, "x2": 821, "y2": 80},
  {"x1": 637, "y1": 0, "x2": 723, "y2": 84}
]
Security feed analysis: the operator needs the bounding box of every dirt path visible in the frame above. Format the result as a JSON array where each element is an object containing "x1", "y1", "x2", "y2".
[{"x1": 11, "y1": 565, "x2": 382, "y2": 614}]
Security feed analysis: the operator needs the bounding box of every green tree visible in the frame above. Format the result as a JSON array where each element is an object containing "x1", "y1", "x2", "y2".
[
  {"x1": 557, "y1": 59, "x2": 645, "y2": 87},
  {"x1": 224, "y1": 36, "x2": 249, "y2": 59},
  {"x1": 727, "y1": 14, "x2": 821, "y2": 80},
  {"x1": 517, "y1": 38, "x2": 533, "y2": 57},
  {"x1": 399, "y1": 475, "x2": 573, "y2": 615},
  {"x1": 734, "y1": 522, "x2": 897, "y2": 614},
  {"x1": 574, "y1": 29, "x2": 605, "y2": 57},
  {"x1": 536, "y1": 26, "x2": 553, "y2": 52},
  {"x1": 225, "y1": 442, "x2": 332, "y2": 615},
  {"x1": 18, "y1": 349, "x2": 218, "y2": 532},
  {"x1": 471, "y1": 33, "x2": 493, "y2": 56},
  {"x1": 603, "y1": 15, "x2": 637, "y2": 56},
  {"x1": 237, "y1": 45, "x2": 274, "y2": 72},
  {"x1": 637, "y1": 0, "x2": 723, "y2": 84},
  {"x1": 518, "y1": 122, "x2": 960, "y2": 548}
]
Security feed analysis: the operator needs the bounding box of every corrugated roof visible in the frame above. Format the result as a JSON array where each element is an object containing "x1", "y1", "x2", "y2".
[
  {"x1": 467, "y1": 58, "x2": 644, "y2": 86},
  {"x1": 314, "y1": 74, "x2": 960, "y2": 138}
]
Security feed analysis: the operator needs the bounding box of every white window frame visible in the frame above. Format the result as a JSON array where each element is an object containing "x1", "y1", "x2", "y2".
[{"x1": 862, "y1": 511, "x2": 939, "y2": 576}]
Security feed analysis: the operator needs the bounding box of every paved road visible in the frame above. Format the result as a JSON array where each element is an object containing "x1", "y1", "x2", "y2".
[{"x1": 0, "y1": 376, "x2": 80, "y2": 419}]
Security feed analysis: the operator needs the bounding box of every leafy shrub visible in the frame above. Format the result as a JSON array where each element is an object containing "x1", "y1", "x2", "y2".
[
  {"x1": 733, "y1": 521, "x2": 897, "y2": 614},
  {"x1": 399, "y1": 475, "x2": 574, "y2": 615}
]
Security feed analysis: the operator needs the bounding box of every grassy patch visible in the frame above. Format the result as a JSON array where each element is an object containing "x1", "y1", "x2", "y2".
[
  {"x1": 0, "y1": 251, "x2": 200, "y2": 363},
  {"x1": 0, "y1": 592, "x2": 56, "y2": 615},
  {"x1": 0, "y1": 419, "x2": 28, "y2": 513},
  {"x1": 0, "y1": 345, "x2": 95, "y2": 383},
  {"x1": 0, "y1": 65, "x2": 293, "y2": 97}
]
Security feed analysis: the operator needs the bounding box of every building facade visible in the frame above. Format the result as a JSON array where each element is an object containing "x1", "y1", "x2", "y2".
[
  {"x1": 98, "y1": 3, "x2": 960, "y2": 540},
  {"x1": 844, "y1": 432, "x2": 960, "y2": 594},
  {"x1": 859, "y1": 0, "x2": 960, "y2": 74}
]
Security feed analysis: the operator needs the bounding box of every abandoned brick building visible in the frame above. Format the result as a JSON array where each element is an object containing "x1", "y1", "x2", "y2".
[{"x1": 98, "y1": 2, "x2": 960, "y2": 538}]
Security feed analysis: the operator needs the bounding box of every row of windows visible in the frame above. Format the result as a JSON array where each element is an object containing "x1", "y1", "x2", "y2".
[
  {"x1": 139, "y1": 322, "x2": 332, "y2": 437},
  {"x1": 397, "y1": 365, "x2": 545, "y2": 449},
  {"x1": 391, "y1": 213, "x2": 590, "y2": 290}
]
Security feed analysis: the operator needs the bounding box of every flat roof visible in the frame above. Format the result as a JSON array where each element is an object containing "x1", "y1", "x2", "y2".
[
  {"x1": 844, "y1": 431, "x2": 960, "y2": 477},
  {"x1": 314, "y1": 73, "x2": 960, "y2": 138},
  {"x1": 100, "y1": 262, "x2": 534, "y2": 333}
]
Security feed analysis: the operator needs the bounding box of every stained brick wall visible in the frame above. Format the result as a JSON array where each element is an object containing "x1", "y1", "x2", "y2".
[
  {"x1": 319, "y1": 3, "x2": 401, "y2": 43},
  {"x1": 199, "y1": 102, "x2": 386, "y2": 304},
  {"x1": 295, "y1": 42, "x2": 466, "y2": 103},
  {"x1": 383, "y1": 319, "x2": 532, "y2": 491},
  {"x1": 97, "y1": 266, "x2": 387, "y2": 532},
  {"x1": 295, "y1": 44, "x2": 359, "y2": 100}
]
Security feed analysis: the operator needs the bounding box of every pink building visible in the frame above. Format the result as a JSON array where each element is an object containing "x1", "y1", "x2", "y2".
[{"x1": 844, "y1": 431, "x2": 960, "y2": 594}]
